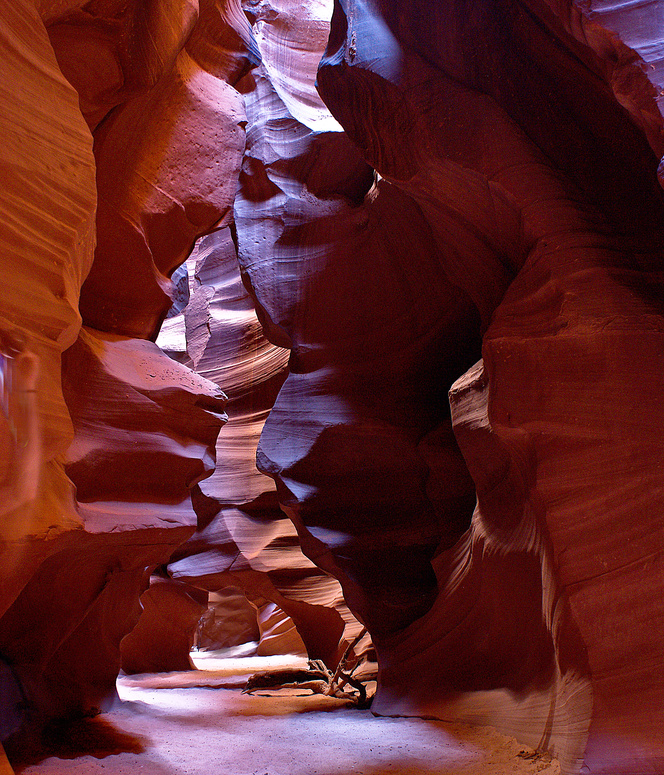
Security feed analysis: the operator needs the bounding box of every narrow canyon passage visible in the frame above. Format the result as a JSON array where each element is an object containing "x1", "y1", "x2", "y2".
[
  {"x1": 2, "y1": 0, "x2": 664, "y2": 774},
  {"x1": 12, "y1": 653, "x2": 559, "y2": 775}
]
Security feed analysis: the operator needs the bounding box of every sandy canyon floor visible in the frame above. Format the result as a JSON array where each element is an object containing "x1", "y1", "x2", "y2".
[{"x1": 10, "y1": 652, "x2": 560, "y2": 775}]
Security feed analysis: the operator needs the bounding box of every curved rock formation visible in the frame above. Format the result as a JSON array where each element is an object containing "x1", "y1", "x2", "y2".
[
  {"x1": 0, "y1": 0, "x2": 96, "y2": 750},
  {"x1": 165, "y1": 229, "x2": 366, "y2": 668},
  {"x1": 2, "y1": 0, "x2": 664, "y2": 773},
  {"x1": 0, "y1": 0, "x2": 96, "y2": 611},
  {"x1": 236, "y1": 0, "x2": 480, "y2": 645},
  {"x1": 194, "y1": 587, "x2": 260, "y2": 651},
  {"x1": 236, "y1": 0, "x2": 664, "y2": 772},
  {"x1": 120, "y1": 576, "x2": 209, "y2": 675},
  {"x1": 0, "y1": 0, "x2": 243, "y2": 747}
]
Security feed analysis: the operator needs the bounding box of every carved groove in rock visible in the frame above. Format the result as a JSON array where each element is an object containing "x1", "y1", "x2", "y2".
[{"x1": 1, "y1": 0, "x2": 664, "y2": 773}]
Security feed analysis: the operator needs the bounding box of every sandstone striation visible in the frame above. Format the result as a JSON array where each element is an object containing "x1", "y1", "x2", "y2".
[
  {"x1": 0, "y1": 0, "x2": 96, "y2": 611},
  {"x1": 1, "y1": 0, "x2": 664, "y2": 773},
  {"x1": 0, "y1": 0, "x2": 97, "y2": 754},
  {"x1": 0, "y1": 0, "x2": 243, "y2": 750},
  {"x1": 237, "y1": 0, "x2": 664, "y2": 772},
  {"x1": 164, "y1": 230, "x2": 366, "y2": 667},
  {"x1": 236, "y1": 0, "x2": 481, "y2": 647}
]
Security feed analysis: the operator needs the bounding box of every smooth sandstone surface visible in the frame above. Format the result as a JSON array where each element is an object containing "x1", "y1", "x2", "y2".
[
  {"x1": 1, "y1": 0, "x2": 664, "y2": 773},
  {"x1": 120, "y1": 577, "x2": 209, "y2": 675},
  {"x1": 0, "y1": 0, "x2": 239, "y2": 745},
  {"x1": 238, "y1": 0, "x2": 664, "y2": 773},
  {"x1": 164, "y1": 228, "x2": 366, "y2": 667}
]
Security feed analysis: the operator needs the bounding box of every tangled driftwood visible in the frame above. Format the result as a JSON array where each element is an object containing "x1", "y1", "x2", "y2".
[{"x1": 243, "y1": 629, "x2": 373, "y2": 707}]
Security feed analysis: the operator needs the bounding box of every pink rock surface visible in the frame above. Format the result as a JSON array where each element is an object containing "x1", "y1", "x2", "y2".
[
  {"x1": 236, "y1": 0, "x2": 482, "y2": 642},
  {"x1": 236, "y1": 0, "x2": 664, "y2": 772},
  {"x1": 79, "y1": 51, "x2": 246, "y2": 339},
  {"x1": 254, "y1": 600, "x2": 307, "y2": 657},
  {"x1": 478, "y1": 261, "x2": 664, "y2": 773},
  {"x1": 535, "y1": 0, "x2": 664, "y2": 149},
  {"x1": 0, "y1": 0, "x2": 96, "y2": 591},
  {"x1": 194, "y1": 587, "x2": 260, "y2": 651},
  {"x1": 0, "y1": 527, "x2": 196, "y2": 723},
  {"x1": 0, "y1": 0, "x2": 96, "y2": 752},
  {"x1": 165, "y1": 227, "x2": 366, "y2": 666},
  {"x1": 46, "y1": 1, "x2": 199, "y2": 130},
  {"x1": 2, "y1": 0, "x2": 664, "y2": 773},
  {"x1": 63, "y1": 327, "x2": 227, "y2": 525},
  {"x1": 0, "y1": 0, "x2": 241, "y2": 747}
]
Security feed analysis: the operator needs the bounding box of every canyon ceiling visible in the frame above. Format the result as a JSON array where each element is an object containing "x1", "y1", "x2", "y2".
[{"x1": 1, "y1": 0, "x2": 664, "y2": 773}]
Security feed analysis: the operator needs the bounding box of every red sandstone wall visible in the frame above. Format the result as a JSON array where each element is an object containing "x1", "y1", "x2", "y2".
[
  {"x1": 0, "y1": 0, "x2": 238, "y2": 741},
  {"x1": 236, "y1": 1, "x2": 664, "y2": 772},
  {"x1": 1, "y1": 1, "x2": 664, "y2": 773}
]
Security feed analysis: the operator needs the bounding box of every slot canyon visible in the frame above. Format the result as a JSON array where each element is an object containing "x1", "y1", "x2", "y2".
[{"x1": 1, "y1": 0, "x2": 664, "y2": 773}]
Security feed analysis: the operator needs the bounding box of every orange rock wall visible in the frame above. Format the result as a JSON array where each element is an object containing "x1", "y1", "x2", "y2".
[
  {"x1": 1, "y1": 1, "x2": 664, "y2": 773},
  {"x1": 0, "y1": 0, "x2": 240, "y2": 742}
]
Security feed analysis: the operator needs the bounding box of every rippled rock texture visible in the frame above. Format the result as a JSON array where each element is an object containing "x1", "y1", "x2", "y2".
[
  {"x1": 2, "y1": 0, "x2": 664, "y2": 773},
  {"x1": 0, "y1": 0, "x2": 96, "y2": 746},
  {"x1": 0, "y1": 0, "x2": 238, "y2": 746},
  {"x1": 162, "y1": 230, "x2": 366, "y2": 668},
  {"x1": 1, "y1": 2, "x2": 363, "y2": 752},
  {"x1": 235, "y1": 1, "x2": 664, "y2": 773}
]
